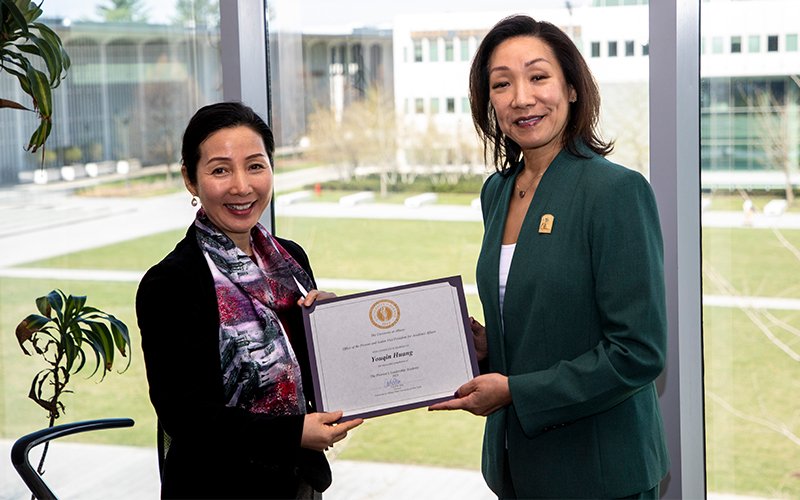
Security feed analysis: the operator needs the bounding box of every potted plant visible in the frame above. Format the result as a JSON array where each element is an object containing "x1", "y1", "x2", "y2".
[
  {"x1": 15, "y1": 289, "x2": 131, "y2": 482},
  {"x1": 0, "y1": 0, "x2": 71, "y2": 156}
]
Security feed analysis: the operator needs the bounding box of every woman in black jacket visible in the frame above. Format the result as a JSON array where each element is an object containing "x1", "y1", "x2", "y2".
[{"x1": 136, "y1": 102, "x2": 362, "y2": 499}]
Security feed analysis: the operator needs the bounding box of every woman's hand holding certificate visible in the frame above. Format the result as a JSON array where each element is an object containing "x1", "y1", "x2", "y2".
[{"x1": 301, "y1": 276, "x2": 478, "y2": 420}]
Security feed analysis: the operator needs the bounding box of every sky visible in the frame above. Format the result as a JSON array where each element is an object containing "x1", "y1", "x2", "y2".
[{"x1": 45, "y1": 0, "x2": 590, "y2": 26}]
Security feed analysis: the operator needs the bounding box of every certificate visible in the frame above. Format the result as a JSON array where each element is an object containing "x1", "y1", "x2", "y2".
[{"x1": 302, "y1": 276, "x2": 478, "y2": 420}]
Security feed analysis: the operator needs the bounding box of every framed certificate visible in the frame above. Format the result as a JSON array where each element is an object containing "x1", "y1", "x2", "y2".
[{"x1": 302, "y1": 276, "x2": 478, "y2": 420}]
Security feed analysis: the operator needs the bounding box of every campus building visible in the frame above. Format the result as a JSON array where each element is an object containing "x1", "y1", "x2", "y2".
[
  {"x1": 1, "y1": 0, "x2": 797, "y2": 188},
  {"x1": 0, "y1": 20, "x2": 221, "y2": 184}
]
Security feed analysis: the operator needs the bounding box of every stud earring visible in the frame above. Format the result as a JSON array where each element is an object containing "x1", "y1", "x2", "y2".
[{"x1": 191, "y1": 196, "x2": 199, "y2": 207}]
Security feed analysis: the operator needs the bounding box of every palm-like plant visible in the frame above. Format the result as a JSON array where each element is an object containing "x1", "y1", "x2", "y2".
[
  {"x1": 15, "y1": 289, "x2": 131, "y2": 478},
  {"x1": 0, "y1": 0, "x2": 71, "y2": 154}
]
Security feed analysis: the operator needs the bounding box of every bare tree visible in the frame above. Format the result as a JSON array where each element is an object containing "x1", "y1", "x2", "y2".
[
  {"x1": 141, "y1": 81, "x2": 184, "y2": 181},
  {"x1": 306, "y1": 85, "x2": 397, "y2": 189},
  {"x1": 743, "y1": 81, "x2": 798, "y2": 206}
]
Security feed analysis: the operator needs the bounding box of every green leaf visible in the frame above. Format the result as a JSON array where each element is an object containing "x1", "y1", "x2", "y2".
[
  {"x1": 45, "y1": 289, "x2": 64, "y2": 322},
  {"x1": 32, "y1": 22, "x2": 70, "y2": 76},
  {"x1": 68, "y1": 321, "x2": 83, "y2": 348},
  {"x1": 63, "y1": 293, "x2": 80, "y2": 324},
  {"x1": 2, "y1": 50, "x2": 31, "y2": 71},
  {"x1": 73, "y1": 343, "x2": 87, "y2": 373},
  {"x1": 82, "y1": 324, "x2": 108, "y2": 378},
  {"x1": 6, "y1": 66, "x2": 33, "y2": 96},
  {"x1": 92, "y1": 321, "x2": 115, "y2": 371},
  {"x1": 26, "y1": 119, "x2": 51, "y2": 153},
  {"x1": 27, "y1": 34, "x2": 61, "y2": 85},
  {"x1": 22, "y1": 0, "x2": 42, "y2": 23},
  {"x1": 72, "y1": 294, "x2": 87, "y2": 313},
  {"x1": 108, "y1": 315, "x2": 131, "y2": 356},
  {"x1": 78, "y1": 328, "x2": 103, "y2": 377},
  {"x1": 26, "y1": 64, "x2": 51, "y2": 116},
  {"x1": 0, "y1": 0, "x2": 29, "y2": 36},
  {"x1": 63, "y1": 332, "x2": 77, "y2": 372}
]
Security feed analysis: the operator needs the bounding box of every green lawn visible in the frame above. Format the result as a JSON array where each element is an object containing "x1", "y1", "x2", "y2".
[
  {"x1": 285, "y1": 190, "x2": 477, "y2": 206},
  {"x1": 703, "y1": 307, "x2": 800, "y2": 499},
  {"x1": 704, "y1": 192, "x2": 800, "y2": 213},
  {"x1": 2, "y1": 217, "x2": 799, "y2": 497},
  {"x1": 0, "y1": 278, "x2": 156, "y2": 447},
  {"x1": 27, "y1": 217, "x2": 485, "y2": 286},
  {"x1": 702, "y1": 227, "x2": 800, "y2": 298}
]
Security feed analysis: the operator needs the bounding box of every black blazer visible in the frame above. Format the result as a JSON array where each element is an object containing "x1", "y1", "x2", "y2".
[{"x1": 136, "y1": 225, "x2": 330, "y2": 499}]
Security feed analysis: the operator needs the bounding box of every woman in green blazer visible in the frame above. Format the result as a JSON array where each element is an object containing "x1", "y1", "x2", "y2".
[{"x1": 430, "y1": 16, "x2": 669, "y2": 499}]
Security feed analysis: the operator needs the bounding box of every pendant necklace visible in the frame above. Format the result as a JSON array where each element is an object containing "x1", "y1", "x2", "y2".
[{"x1": 515, "y1": 170, "x2": 545, "y2": 199}]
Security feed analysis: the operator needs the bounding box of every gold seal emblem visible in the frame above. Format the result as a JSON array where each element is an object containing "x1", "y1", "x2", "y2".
[{"x1": 369, "y1": 299, "x2": 400, "y2": 329}]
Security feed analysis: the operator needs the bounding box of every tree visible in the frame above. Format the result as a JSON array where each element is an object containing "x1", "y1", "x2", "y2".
[
  {"x1": 744, "y1": 82, "x2": 798, "y2": 207},
  {"x1": 173, "y1": 0, "x2": 218, "y2": 28},
  {"x1": 138, "y1": 79, "x2": 189, "y2": 181},
  {"x1": 305, "y1": 86, "x2": 397, "y2": 189},
  {"x1": 96, "y1": 0, "x2": 148, "y2": 23}
]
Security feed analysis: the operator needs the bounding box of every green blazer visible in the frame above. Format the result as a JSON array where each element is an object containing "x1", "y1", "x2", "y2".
[{"x1": 476, "y1": 147, "x2": 669, "y2": 498}]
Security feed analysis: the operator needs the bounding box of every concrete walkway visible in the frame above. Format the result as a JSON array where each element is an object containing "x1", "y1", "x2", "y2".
[{"x1": 0, "y1": 439, "x2": 494, "y2": 500}]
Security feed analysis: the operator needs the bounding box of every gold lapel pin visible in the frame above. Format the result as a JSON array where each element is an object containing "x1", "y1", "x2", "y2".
[{"x1": 539, "y1": 214, "x2": 554, "y2": 234}]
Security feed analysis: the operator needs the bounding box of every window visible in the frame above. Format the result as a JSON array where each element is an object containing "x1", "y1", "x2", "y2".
[
  {"x1": 430, "y1": 97, "x2": 440, "y2": 113},
  {"x1": 730, "y1": 36, "x2": 741, "y2": 53},
  {"x1": 608, "y1": 40, "x2": 617, "y2": 57},
  {"x1": 767, "y1": 35, "x2": 778, "y2": 52},
  {"x1": 787, "y1": 34, "x2": 798, "y2": 51},
  {"x1": 446, "y1": 97, "x2": 455, "y2": 113},
  {"x1": 625, "y1": 40, "x2": 635, "y2": 56},
  {"x1": 460, "y1": 38, "x2": 470, "y2": 60},
  {"x1": 429, "y1": 38, "x2": 439, "y2": 62},
  {"x1": 748, "y1": 34, "x2": 760, "y2": 52},
  {"x1": 413, "y1": 40, "x2": 423, "y2": 62},
  {"x1": 701, "y1": 3, "x2": 800, "y2": 500},
  {"x1": 445, "y1": 39, "x2": 454, "y2": 61},
  {"x1": 712, "y1": 36, "x2": 723, "y2": 54},
  {"x1": 0, "y1": 2, "x2": 663, "y2": 498},
  {"x1": 0, "y1": 2, "x2": 222, "y2": 497}
]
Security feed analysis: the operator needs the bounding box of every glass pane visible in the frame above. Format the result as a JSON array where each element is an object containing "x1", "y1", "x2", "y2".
[
  {"x1": 701, "y1": 1, "x2": 800, "y2": 498},
  {"x1": 0, "y1": 1, "x2": 221, "y2": 497},
  {"x1": 267, "y1": 0, "x2": 649, "y2": 496}
]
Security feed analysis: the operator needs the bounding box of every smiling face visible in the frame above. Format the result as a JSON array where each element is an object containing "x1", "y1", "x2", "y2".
[
  {"x1": 183, "y1": 125, "x2": 273, "y2": 253},
  {"x1": 488, "y1": 36, "x2": 576, "y2": 163}
]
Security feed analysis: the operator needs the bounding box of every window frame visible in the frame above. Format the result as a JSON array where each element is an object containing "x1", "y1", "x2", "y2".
[{"x1": 221, "y1": 2, "x2": 708, "y2": 499}]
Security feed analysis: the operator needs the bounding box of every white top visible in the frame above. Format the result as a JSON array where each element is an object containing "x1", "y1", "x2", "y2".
[{"x1": 499, "y1": 243, "x2": 516, "y2": 314}]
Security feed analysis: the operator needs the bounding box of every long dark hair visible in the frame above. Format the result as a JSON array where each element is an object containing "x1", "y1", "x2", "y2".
[
  {"x1": 181, "y1": 101, "x2": 275, "y2": 184},
  {"x1": 469, "y1": 15, "x2": 613, "y2": 174}
]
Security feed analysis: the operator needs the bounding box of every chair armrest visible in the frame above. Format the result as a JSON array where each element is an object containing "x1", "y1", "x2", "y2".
[{"x1": 11, "y1": 418, "x2": 135, "y2": 500}]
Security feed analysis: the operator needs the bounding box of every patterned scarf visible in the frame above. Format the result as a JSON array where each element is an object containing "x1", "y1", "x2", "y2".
[{"x1": 194, "y1": 210, "x2": 315, "y2": 416}]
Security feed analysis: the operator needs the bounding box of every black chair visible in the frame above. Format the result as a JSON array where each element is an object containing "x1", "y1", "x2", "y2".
[{"x1": 11, "y1": 418, "x2": 135, "y2": 500}]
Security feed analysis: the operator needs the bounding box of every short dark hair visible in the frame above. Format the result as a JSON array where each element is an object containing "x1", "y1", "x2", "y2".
[
  {"x1": 469, "y1": 15, "x2": 613, "y2": 174},
  {"x1": 181, "y1": 101, "x2": 275, "y2": 184}
]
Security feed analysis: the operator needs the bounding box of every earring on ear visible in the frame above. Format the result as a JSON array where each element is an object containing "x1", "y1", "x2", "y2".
[
  {"x1": 569, "y1": 96, "x2": 577, "y2": 103},
  {"x1": 191, "y1": 196, "x2": 199, "y2": 207}
]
